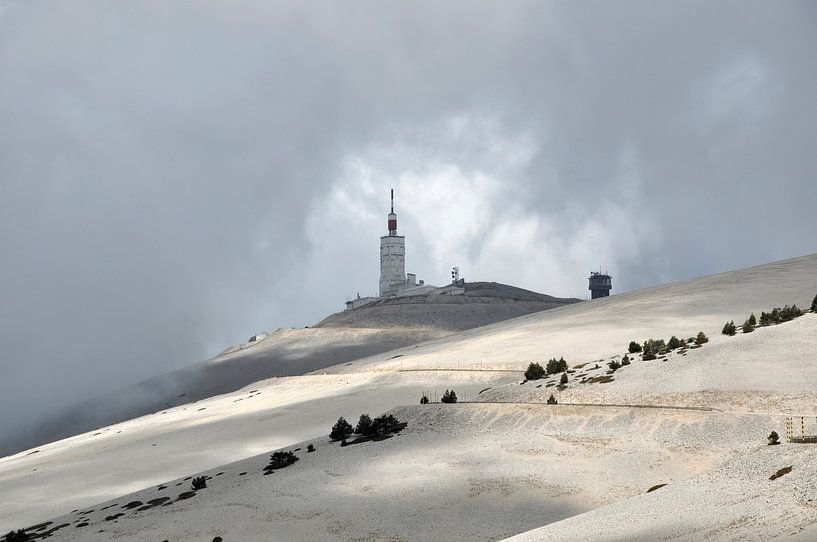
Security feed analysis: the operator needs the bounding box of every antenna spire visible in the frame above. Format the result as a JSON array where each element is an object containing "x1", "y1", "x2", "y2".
[{"x1": 390, "y1": 188, "x2": 394, "y2": 213}]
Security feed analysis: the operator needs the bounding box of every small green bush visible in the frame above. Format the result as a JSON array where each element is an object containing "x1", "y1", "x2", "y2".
[
  {"x1": 768, "y1": 431, "x2": 780, "y2": 445},
  {"x1": 628, "y1": 341, "x2": 642, "y2": 353},
  {"x1": 547, "y1": 394, "x2": 557, "y2": 405},
  {"x1": 525, "y1": 362, "x2": 546, "y2": 380},
  {"x1": 191, "y1": 476, "x2": 207, "y2": 490},
  {"x1": 642, "y1": 351, "x2": 657, "y2": 361},
  {"x1": 694, "y1": 331, "x2": 708, "y2": 345},
  {"x1": 667, "y1": 336, "x2": 683, "y2": 350},
  {"x1": 307, "y1": 444, "x2": 315, "y2": 453},
  {"x1": 420, "y1": 395, "x2": 429, "y2": 405},
  {"x1": 608, "y1": 360, "x2": 621, "y2": 372},
  {"x1": 748, "y1": 313, "x2": 757, "y2": 326},
  {"x1": 330, "y1": 417, "x2": 354, "y2": 441},
  {"x1": 441, "y1": 390, "x2": 458, "y2": 403},
  {"x1": 742, "y1": 320, "x2": 754, "y2": 334},
  {"x1": 642, "y1": 339, "x2": 666, "y2": 356},
  {"x1": 371, "y1": 414, "x2": 403, "y2": 435},
  {"x1": 621, "y1": 355, "x2": 631, "y2": 366},
  {"x1": 559, "y1": 372, "x2": 568, "y2": 385},
  {"x1": 722, "y1": 321, "x2": 736, "y2": 336},
  {"x1": 265, "y1": 450, "x2": 299, "y2": 470},
  {"x1": 355, "y1": 414, "x2": 374, "y2": 436}
]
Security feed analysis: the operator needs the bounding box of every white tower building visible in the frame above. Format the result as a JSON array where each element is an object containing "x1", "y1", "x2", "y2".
[{"x1": 379, "y1": 189, "x2": 406, "y2": 296}]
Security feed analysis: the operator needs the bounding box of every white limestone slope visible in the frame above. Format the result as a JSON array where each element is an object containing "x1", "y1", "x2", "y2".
[
  {"x1": 28, "y1": 404, "x2": 787, "y2": 542},
  {"x1": 2, "y1": 253, "x2": 817, "y2": 539},
  {"x1": 326, "y1": 254, "x2": 817, "y2": 375}
]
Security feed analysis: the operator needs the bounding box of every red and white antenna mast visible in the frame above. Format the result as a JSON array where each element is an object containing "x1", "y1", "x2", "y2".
[{"x1": 387, "y1": 188, "x2": 397, "y2": 235}]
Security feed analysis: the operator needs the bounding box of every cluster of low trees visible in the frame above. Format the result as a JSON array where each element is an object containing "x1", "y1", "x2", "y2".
[
  {"x1": 524, "y1": 358, "x2": 569, "y2": 380},
  {"x1": 4, "y1": 531, "x2": 28, "y2": 542},
  {"x1": 629, "y1": 332, "x2": 707, "y2": 361},
  {"x1": 330, "y1": 413, "x2": 405, "y2": 441},
  {"x1": 723, "y1": 302, "x2": 809, "y2": 336}
]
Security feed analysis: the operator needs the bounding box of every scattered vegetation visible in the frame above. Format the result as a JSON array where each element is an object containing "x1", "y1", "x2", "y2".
[
  {"x1": 628, "y1": 341, "x2": 642, "y2": 353},
  {"x1": 742, "y1": 319, "x2": 754, "y2": 334},
  {"x1": 722, "y1": 321, "x2": 736, "y2": 336},
  {"x1": 748, "y1": 312, "x2": 757, "y2": 326},
  {"x1": 546, "y1": 357, "x2": 568, "y2": 375},
  {"x1": 420, "y1": 394, "x2": 429, "y2": 404},
  {"x1": 759, "y1": 305, "x2": 804, "y2": 326},
  {"x1": 330, "y1": 417, "x2": 354, "y2": 441},
  {"x1": 694, "y1": 331, "x2": 708, "y2": 345},
  {"x1": 769, "y1": 466, "x2": 792, "y2": 481},
  {"x1": 524, "y1": 362, "x2": 546, "y2": 380},
  {"x1": 264, "y1": 450, "x2": 299, "y2": 473},
  {"x1": 621, "y1": 355, "x2": 631, "y2": 366},
  {"x1": 666, "y1": 336, "x2": 683, "y2": 350},
  {"x1": 191, "y1": 476, "x2": 207, "y2": 490},
  {"x1": 768, "y1": 431, "x2": 780, "y2": 446},
  {"x1": 4, "y1": 530, "x2": 28, "y2": 542},
  {"x1": 559, "y1": 372, "x2": 568, "y2": 385},
  {"x1": 547, "y1": 394, "x2": 557, "y2": 405},
  {"x1": 608, "y1": 360, "x2": 621, "y2": 372},
  {"x1": 441, "y1": 389, "x2": 458, "y2": 403},
  {"x1": 642, "y1": 351, "x2": 657, "y2": 361}
]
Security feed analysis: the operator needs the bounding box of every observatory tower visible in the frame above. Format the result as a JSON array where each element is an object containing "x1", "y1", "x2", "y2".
[
  {"x1": 588, "y1": 271, "x2": 612, "y2": 299},
  {"x1": 379, "y1": 189, "x2": 407, "y2": 296}
]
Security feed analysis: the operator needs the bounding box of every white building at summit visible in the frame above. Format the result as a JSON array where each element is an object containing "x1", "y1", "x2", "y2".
[{"x1": 346, "y1": 190, "x2": 450, "y2": 310}]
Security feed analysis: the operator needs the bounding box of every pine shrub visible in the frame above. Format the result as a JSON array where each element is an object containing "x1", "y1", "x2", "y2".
[
  {"x1": 441, "y1": 390, "x2": 458, "y2": 403},
  {"x1": 722, "y1": 321, "x2": 736, "y2": 336},
  {"x1": 525, "y1": 362, "x2": 546, "y2": 380},
  {"x1": 559, "y1": 372, "x2": 568, "y2": 385},
  {"x1": 694, "y1": 331, "x2": 708, "y2": 345},
  {"x1": 628, "y1": 341, "x2": 642, "y2": 353},
  {"x1": 330, "y1": 417, "x2": 354, "y2": 441},
  {"x1": 748, "y1": 313, "x2": 757, "y2": 326},
  {"x1": 812, "y1": 294, "x2": 817, "y2": 313},
  {"x1": 371, "y1": 414, "x2": 402, "y2": 435},
  {"x1": 420, "y1": 395, "x2": 429, "y2": 405},
  {"x1": 768, "y1": 431, "x2": 780, "y2": 445},
  {"x1": 547, "y1": 394, "x2": 557, "y2": 405},
  {"x1": 265, "y1": 450, "x2": 298, "y2": 470},
  {"x1": 667, "y1": 336, "x2": 683, "y2": 350},
  {"x1": 4, "y1": 531, "x2": 28, "y2": 542},
  {"x1": 307, "y1": 444, "x2": 315, "y2": 453},
  {"x1": 642, "y1": 339, "x2": 666, "y2": 357},
  {"x1": 742, "y1": 320, "x2": 754, "y2": 334},
  {"x1": 355, "y1": 414, "x2": 374, "y2": 436},
  {"x1": 608, "y1": 360, "x2": 621, "y2": 372},
  {"x1": 621, "y1": 355, "x2": 631, "y2": 366},
  {"x1": 545, "y1": 357, "x2": 568, "y2": 375},
  {"x1": 642, "y1": 351, "x2": 657, "y2": 361},
  {"x1": 191, "y1": 476, "x2": 207, "y2": 490}
]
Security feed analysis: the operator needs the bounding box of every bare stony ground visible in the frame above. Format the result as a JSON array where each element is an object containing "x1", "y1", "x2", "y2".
[{"x1": 2, "y1": 253, "x2": 816, "y2": 540}]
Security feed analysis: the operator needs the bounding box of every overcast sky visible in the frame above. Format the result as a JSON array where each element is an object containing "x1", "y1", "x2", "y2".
[{"x1": 1, "y1": 0, "x2": 815, "y2": 443}]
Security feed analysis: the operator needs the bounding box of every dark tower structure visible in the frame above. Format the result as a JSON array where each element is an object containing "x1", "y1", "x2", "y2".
[{"x1": 588, "y1": 271, "x2": 612, "y2": 299}]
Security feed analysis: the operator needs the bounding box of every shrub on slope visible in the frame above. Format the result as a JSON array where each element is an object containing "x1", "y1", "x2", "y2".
[
  {"x1": 441, "y1": 390, "x2": 458, "y2": 403},
  {"x1": 525, "y1": 362, "x2": 546, "y2": 380},
  {"x1": 722, "y1": 321, "x2": 736, "y2": 336},
  {"x1": 330, "y1": 417, "x2": 354, "y2": 441}
]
